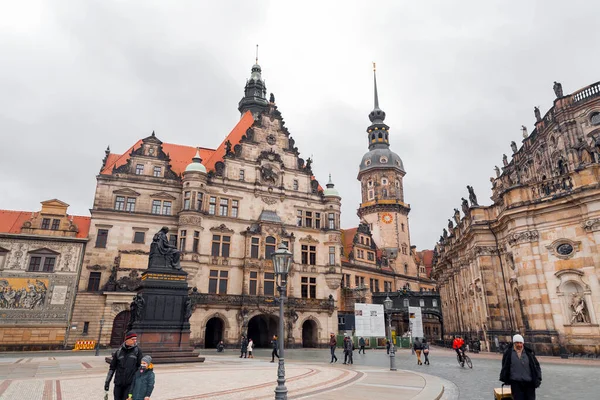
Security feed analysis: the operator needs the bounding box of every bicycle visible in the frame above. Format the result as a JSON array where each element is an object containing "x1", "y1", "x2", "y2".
[{"x1": 456, "y1": 350, "x2": 473, "y2": 369}]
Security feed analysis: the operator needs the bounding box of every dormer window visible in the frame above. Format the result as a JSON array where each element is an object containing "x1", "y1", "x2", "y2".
[
  {"x1": 382, "y1": 178, "x2": 388, "y2": 185},
  {"x1": 153, "y1": 166, "x2": 162, "y2": 177},
  {"x1": 135, "y1": 164, "x2": 144, "y2": 175},
  {"x1": 396, "y1": 160, "x2": 401, "y2": 166},
  {"x1": 365, "y1": 159, "x2": 371, "y2": 166},
  {"x1": 380, "y1": 156, "x2": 388, "y2": 163}
]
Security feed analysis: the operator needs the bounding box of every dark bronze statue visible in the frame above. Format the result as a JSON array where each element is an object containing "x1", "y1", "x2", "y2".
[
  {"x1": 553, "y1": 81, "x2": 563, "y2": 98},
  {"x1": 305, "y1": 157, "x2": 313, "y2": 170},
  {"x1": 453, "y1": 208, "x2": 461, "y2": 225},
  {"x1": 448, "y1": 219, "x2": 454, "y2": 230},
  {"x1": 534, "y1": 107, "x2": 541, "y2": 122},
  {"x1": 224, "y1": 140, "x2": 232, "y2": 156},
  {"x1": 467, "y1": 185, "x2": 479, "y2": 206},
  {"x1": 184, "y1": 297, "x2": 192, "y2": 322},
  {"x1": 127, "y1": 293, "x2": 145, "y2": 330},
  {"x1": 270, "y1": 93, "x2": 275, "y2": 103},
  {"x1": 149, "y1": 226, "x2": 181, "y2": 270},
  {"x1": 461, "y1": 197, "x2": 470, "y2": 215}
]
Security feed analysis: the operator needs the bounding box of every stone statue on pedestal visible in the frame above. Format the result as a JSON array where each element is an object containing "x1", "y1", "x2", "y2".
[
  {"x1": 570, "y1": 294, "x2": 589, "y2": 324},
  {"x1": 453, "y1": 208, "x2": 461, "y2": 225},
  {"x1": 553, "y1": 81, "x2": 564, "y2": 98},
  {"x1": 467, "y1": 185, "x2": 479, "y2": 206},
  {"x1": 149, "y1": 227, "x2": 181, "y2": 270}
]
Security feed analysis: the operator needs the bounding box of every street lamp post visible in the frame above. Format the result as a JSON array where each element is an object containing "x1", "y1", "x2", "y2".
[
  {"x1": 383, "y1": 296, "x2": 397, "y2": 371},
  {"x1": 272, "y1": 243, "x2": 293, "y2": 400},
  {"x1": 95, "y1": 319, "x2": 105, "y2": 356}
]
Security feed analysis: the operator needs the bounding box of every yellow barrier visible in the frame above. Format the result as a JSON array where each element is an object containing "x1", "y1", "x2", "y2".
[{"x1": 73, "y1": 340, "x2": 97, "y2": 351}]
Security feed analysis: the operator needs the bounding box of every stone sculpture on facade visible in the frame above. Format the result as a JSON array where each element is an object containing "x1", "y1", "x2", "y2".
[
  {"x1": 269, "y1": 93, "x2": 275, "y2": 103},
  {"x1": 522, "y1": 125, "x2": 529, "y2": 138},
  {"x1": 149, "y1": 227, "x2": 182, "y2": 270},
  {"x1": 453, "y1": 208, "x2": 461, "y2": 225},
  {"x1": 224, "y1": 140, "x2": 233, "y2": 156},
  {"x1": 553, "y1": 81, "x2": 564, "y2": 98},
  {"x1": 511, "y1": 141, "x2": 518, "y2": 154},
  {"x1": 502, "y1": 154, "x2": 509, "y2": 167},
  {"x1": 570, "y1": 294, "x2": 589, "y2": 324},
  {"x1": 461, "y1": 198, "x2": 470, "y2": 215},
  {"x1": 467, "y1": 185, "x2": 479, "y2": 206},
  {"x1": 495, "y1": 166, "x2": 501, "y2": 178},
  {"x1": 534, "y1": 107, "x2": 541, "y2": 122},
  {"x1": 448, "y1": 219, "x2": 454, "y2": 230}
]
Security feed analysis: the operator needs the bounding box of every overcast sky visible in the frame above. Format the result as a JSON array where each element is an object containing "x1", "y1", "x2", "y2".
[{"x1": 1, "y1": 1, "x2": 599, "y2": 249}]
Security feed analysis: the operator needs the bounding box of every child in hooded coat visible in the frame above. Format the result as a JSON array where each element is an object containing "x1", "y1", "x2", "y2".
[{"x1": 129, "y1": 355, "x2": 155, "y2": 400}]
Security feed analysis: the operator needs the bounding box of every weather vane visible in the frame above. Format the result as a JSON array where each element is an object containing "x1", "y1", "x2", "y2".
[
  {"x1": 256, "y1": 44, "x2": 259, "y2": 64},
  {"x1": 373, "y1": 62, "x2": 376, "y2": 72}
]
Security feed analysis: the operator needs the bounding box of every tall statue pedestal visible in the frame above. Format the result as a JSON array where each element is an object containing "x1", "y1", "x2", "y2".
[{"x1": 132, "y1": 268, "x2": 204, "y2": 364}]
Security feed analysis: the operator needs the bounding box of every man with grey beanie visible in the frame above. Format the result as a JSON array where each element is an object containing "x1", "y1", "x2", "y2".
[{"x1": 500, "y1": 334, "x2": 542, "y2": 400}]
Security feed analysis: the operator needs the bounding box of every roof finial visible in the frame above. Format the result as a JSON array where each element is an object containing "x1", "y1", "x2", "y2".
[
  {"x1": 255, "y1": 44, "x2": 259, "y2": 64},
  {"x1": 373, "y1": 62, "x2": 379, "y2": 110}
]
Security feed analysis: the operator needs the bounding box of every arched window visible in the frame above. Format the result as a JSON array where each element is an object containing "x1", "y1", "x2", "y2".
[
  {"x1": 382, "y1": 189, "x2": 388, "y2": 197},
  {"x1": 591, "y1": 112, "x2": 600, "y2": 126},
  {"x1": 378, "y1": 132, "x2": 383, "y2": 139},
  {"x1": 265, "y1": 236, "x2": 276, "y2": 259}
]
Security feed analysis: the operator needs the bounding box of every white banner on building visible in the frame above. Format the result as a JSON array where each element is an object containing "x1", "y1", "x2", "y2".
[
  {"x1": 354, "y1": 303, "x2": 386, "y2": 337},
  {"x1": 408, "y1": 306, "x2": 424, "y2": 338}
]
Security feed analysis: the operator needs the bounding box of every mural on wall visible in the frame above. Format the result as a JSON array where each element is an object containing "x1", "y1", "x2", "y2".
[{"x1": 0, "y1": 277, "x2": 48, "y2": 309}]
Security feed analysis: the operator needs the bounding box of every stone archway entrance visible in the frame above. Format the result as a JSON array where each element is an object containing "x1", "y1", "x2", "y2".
[
  {"x1": 247, "y1": 314, "x2": 278, "y2": 348},
  {"x1": 205, "y1": 317, "x2": 224, "y2": 348},
  {"x1": 302, "y1": 319, "x2": 318, "y2": 348},
  {"x1": 110, "y1": 310, "x2": 131, "y2": 347}
]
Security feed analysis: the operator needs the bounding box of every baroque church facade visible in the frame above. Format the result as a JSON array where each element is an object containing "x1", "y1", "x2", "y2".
[
  {"x1": 432, "y1": 81, "x2": 600, "y2": 355},
  {"x1": 69, "y1": 62, "x2": 344, "y2": 348}
]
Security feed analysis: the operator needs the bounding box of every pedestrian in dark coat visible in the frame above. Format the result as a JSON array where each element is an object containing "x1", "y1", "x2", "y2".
[
  {"x1": 129, "y1": 355, "x2": 155, "y2": 400},
  {"x1": 329, "y1": 333, "x2": 338, "y2": 363},
  {"x1": 240, "y1": 336, "x2": 248, "y2": 358},
  {"x1": 413, "y1": 338, "x2": 424, "y2": 365},
  {"x1": 343, "y1": 336, "x2": 354, "y2": 365},
  {"x1": 105, "y1": 331, "x2": 144, "y2": 400},
  {"x1": 270, "y1": 335, "x2": 280, "y2": 362},
  {"x1": 358, "y1": 337, "x2": 366, "y2": 354},
  {"x1": 386, "y1": 339, "x2": 391, "y2": 355},
  {"x1": 500, "y1": 334, "x2": 542, "y2": 400},
  {"x1": 216, "y1": 341, "x2": 224, "y2": 352}
]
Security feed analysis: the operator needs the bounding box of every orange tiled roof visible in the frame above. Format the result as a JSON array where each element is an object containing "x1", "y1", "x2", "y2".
[
  {"x1": 100, "y1": 111, "x2": 255, "y2": 176},
  {"x1": 0, "y1": 210, "x2": 91, "y2": 239}
]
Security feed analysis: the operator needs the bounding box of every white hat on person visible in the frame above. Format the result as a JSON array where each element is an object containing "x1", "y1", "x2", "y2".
[{"x1": 512, "y1": 334, "x2": 524, "y2": 343}]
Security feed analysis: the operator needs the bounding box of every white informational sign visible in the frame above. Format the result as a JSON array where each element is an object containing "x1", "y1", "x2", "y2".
[
  {"x1": 354, "y1": 303, "x2": 386, "y2": 337},
  {"x1": 408, "y1": 306, "x2": 424, "y2": 338},
  {"x1": 51, "y1": 286, "x2": 68, "y2": 305}
]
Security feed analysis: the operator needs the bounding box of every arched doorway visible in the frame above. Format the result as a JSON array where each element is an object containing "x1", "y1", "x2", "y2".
[
  {"x1": 247, "y1": 314, "x2": 278, "y2": 348},
  {"x1": 302, "y1": 319, "x2": 318, "y2": 348},
  {"x1": 205, "y1": 317, "x2": 224, "y2": 348},
  {"x1": 110, "y1": 310, "x2": 131, "y2": 347}
]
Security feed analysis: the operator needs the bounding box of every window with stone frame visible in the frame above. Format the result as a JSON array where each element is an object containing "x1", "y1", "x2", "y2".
[
  {"x1": 343, "y1": 273, "x2": 351, "y2": 288},
  {"x1": 219, "y1": 198, "x2": 229, "y2": 216},
  {"x1": 296, "y1": 210, "x2": 303, "y2": 227},
  {"x1": 169, "y1": 234, "x2": 177, "y2": 247},
  {"x1": 193, "y1": 231, "x2": 200, "y2": 253},
  {"x1": 265, "y1": 236, "x2": 276, "y2": 259},
  {"x1": 41, "y1": 218, "x2": 50, "y2": 229},
  {"x1": 153, "y1": 166, "x2": 162, "y2": 177},
  {"x1": 315, "y1": 213, "x2": 321, "y2": 229},
  {"x1": 211, "y1": 235, "x2": 231, "y2": 257},
  {"x1": 384, "y1": 281, "x2": 392, "y2": 292},
  {"x1": 369, "y1": 278, "x2": 375, "y2": 292},
  {"x1": 305, "y1": 211, "x2": 313, "y2": 228},
  {"x1": 28, "y1": 249, "x2": 57, "y2": 272},
  {"x1": 231, "y1": 200, "x2": 239, "y2": 218},
  {"x1": 367, "y1": 251, "x2": 375, "y2": 261},
  {"x1": 239, "y1": 169, "x2": 245, "y2": 181},
  {"x1": 249, "y1": 271, "x2": 258, "y2": 295},
  {"x1": 209, "y1": 196, "x2": 217, "y2": 215},
  {"x1": 328, "y1": 246, "x2": 335, "y2": 265},
  {"x1": 126, "y1": 197, "x2": 136, "y2": 212},
  {"x1": 183, "y1": 191, "x2": 191, "y2": 210},
  {"x1": 196, "y1": 192, "x2": 204, "y2": 211},
  {"x1": 293, "y1": 179, "x2": 299, "y2": 191},
  {"x1": 135, "y1": 164, "x2": 144, "y2": 175},
  {"x1": 301, "y1": 276, "x2": 317, "y2": 298},
  {"x1": 250, "y1": 237, "x2": 260, "y2": 258},
  {"x1": 133, "y1": 231, "x2": 145, "y2": 244},
  {"x1": 301, "y1": 245, "x2": 316, "y2": 265},
  {"x1": 87, "y1": 272, "x2": 101, "y2": 292},
  {"x1": 162, "y1": 201, "x2": 172, "y2": 215},
  {"x1": 179, "y1": 230, "x2": 187, "y2": 252},
  {"x1": 151, "y1": 200, "x2": 161, "y2": 214},
  {"x1": 374, "y1": 279, "x2": 380, "y2": 292},
  {"x1": 401, "y1": 244, "x2": 408, "y2": 255},
  {"x1": 51, "y1": 219, "x2": 60, "y2": 230},
  {"x1": 328, "y1": 213, "x2": 336, "y2": 229},
  {"x1": 208, "y1": 270, "x2": 228, "y2": 294},
  {"x1": 96, "y1": 229, "x2": 109, "y2": 248},
  {"x1": 264, "y1": 272, "x2": 275, "y2": 296},
  {"x1": 404, "y1": 264, "x2": 408, "y2": 274},
  {"x1": 0, "y1": 248, "x2": 8, "y2": 269},
  {"x1": 368, "y1": 190, "x2": 374, "y2": 200}
]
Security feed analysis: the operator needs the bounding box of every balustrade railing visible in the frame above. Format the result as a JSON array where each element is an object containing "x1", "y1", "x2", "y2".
[
  {"x1": 189, "y1": 292, "x2": 335, "y2": 311},
  {"x1": 571, "y1": 81, "x2": 600, "y2": 104}
]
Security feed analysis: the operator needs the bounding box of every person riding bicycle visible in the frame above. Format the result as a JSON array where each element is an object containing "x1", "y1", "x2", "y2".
[{"x1": 452, "y1": 336, "x2": 466, "y2": 361}]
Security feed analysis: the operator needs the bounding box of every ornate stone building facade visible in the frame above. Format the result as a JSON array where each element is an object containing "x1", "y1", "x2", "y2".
[
  {"x1": 0, "y1": 200, "x2": 90, "y2": 350},
  {"x1": 69, "y1": 62, "x2": 343, "y2": 349},
  {"x1": 432, "y1": 81, "x2": 600, "y2": 355},
  {"x1": 338, "y1": 66, "x2": 438, "y2": 339}
]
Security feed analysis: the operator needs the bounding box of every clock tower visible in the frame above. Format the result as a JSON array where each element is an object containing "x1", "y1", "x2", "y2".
[{"x1": 356, "y1": 65, "x2": 415, "y2": 276}]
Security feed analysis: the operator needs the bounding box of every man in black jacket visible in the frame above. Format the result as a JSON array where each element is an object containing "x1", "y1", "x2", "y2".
[
  {"x1": 499, "y1": 334, "x2": 541, "y2": 400},
  {"x1": 105, "y1": 331, "x2": 144, "y2": 400}
]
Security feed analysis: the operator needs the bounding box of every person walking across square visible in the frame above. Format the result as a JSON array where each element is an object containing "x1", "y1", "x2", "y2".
[
  {"x1": 329, "y1": 333, "x2": 338, "y2": 363},
  {"x1": 128, "y1": 355, "x2": 155, "y2": 400},
  {"x1": 247, "y1": 338, "x2": 254, "y2": 358},
  {"x1": 423, "y1": 339, "x2": 430, "y2": 365},
  {"x1": 105, "y1": 331, "x2": 144, "y2": 400},
  {"x1": 358, "y1": 337, "x2": 366, "y2": 354},
  {"x1": 270, "y1": 335, "x2": 280, "y2": 362}
]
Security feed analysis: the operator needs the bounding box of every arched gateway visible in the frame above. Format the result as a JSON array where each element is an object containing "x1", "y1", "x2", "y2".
[
  {"x1": 110, "y1": 310, "x2": 131, "y2": 347},
  {"x1": 247, "y1": 314, "x2": 279, "y2": 348},
  {"x1": 205, "y1": 317, "x2": 224, "y2": 348}
]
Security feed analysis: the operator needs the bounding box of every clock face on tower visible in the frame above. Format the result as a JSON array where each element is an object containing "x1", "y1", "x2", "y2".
[{"x1": 382, "y1": 213, "x2": 393, "y2": 224}]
